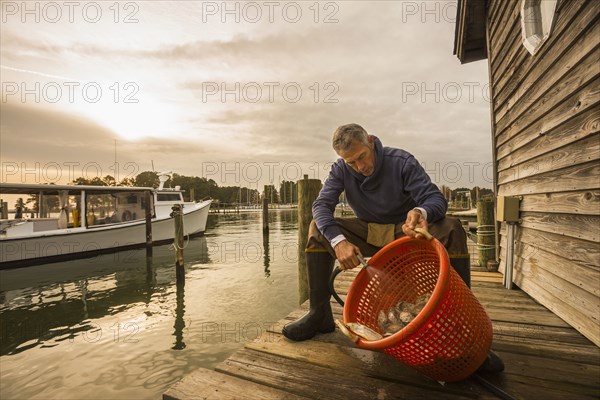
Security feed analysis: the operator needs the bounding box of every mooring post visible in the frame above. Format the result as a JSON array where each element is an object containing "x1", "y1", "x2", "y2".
[
  {"x1": 262, "y1": 185, "x2": 269, "y2": 233},
  {"x1": 145, "y1": 191, "x2": 153, "y2": 258},
  {"x1": 297, "y1": 175, "x2": 322, "y2": 304},
  {"x1": 1, "y1": 201, "x2": 8, "y2": 219},
  {"x1": 477, "y1": 199, "x2": 495, "y2": 269},
  {"x1": 38, "y1": 192, "x2": 43, "y2": 218},
  {"x1": 172, "y1": 204, "x2": 185, "y2": 283}
]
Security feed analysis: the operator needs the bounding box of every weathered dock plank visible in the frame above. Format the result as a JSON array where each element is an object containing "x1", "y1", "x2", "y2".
[
  {"x1": 163, "y1": 368, "x2": 310, "y2": 400},
  {"x1": 471, "y1": 271, "x2": 504, "y2": 284},
  {"x1": 253, "y1": 325, "x2": 600, "y2": 399},
  {"x1": 216, "y1": 348, "x2": 476, "y2": 400},
  {"x1": 491, "y1": 336, "x2": 600, "y2": 365},
  {"x1": 245, "y1": 331, "x2": 494, "y2": 398},
  {"x1": 164, "y1": 271, "x2": 600, "y2": 400}
]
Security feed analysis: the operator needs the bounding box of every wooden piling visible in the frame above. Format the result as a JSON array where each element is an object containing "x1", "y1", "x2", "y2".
[
  {"x1": 1, "y1": 201, "x2": 8, "y2": 219},
  {"x1": 145, "y1": 191, "x2": 153, "y2": 258},
  {"x1": 38, "y1": 192, "x2": 44, "y2": 218},
  {"x1": 172, "y1": 204, "x2": 185, "y2": 282},
  {"x1": 477, "y1": 199, "x2": 495, "y2": 268},
  {"x1": 297, "y1": 175, "x2": 322, "y2": 305}
]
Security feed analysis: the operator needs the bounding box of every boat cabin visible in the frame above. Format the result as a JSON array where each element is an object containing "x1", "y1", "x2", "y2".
[{"x1": 0, "y1": 183, "x2": 156, "y2": 237}]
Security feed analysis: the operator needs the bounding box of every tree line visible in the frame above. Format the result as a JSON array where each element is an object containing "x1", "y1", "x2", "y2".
[
  {"x1": 70, "y1": 172, "x2": 489, "y2": 207},
  {"x1": 6, "y1": 172, "x2": 492, "y2": 213},
  {"x1": 71, "y1": 172, "x2": 299, "y2": 204}
]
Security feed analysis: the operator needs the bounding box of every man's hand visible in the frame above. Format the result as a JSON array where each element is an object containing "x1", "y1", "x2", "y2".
[
  {"x1": 334, "y1": 240, "x2": 362, "y2": 270},
  {"x1": 402, "y1": 209, "x2": 429, "y2": 239}
]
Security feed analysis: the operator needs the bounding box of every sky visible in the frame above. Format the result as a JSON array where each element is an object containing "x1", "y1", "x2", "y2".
[{"x1": 0, "y1": 0, "x2": 493, "y2": 191}]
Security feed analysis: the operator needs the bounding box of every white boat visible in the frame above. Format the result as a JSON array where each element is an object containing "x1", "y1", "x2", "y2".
[{"x1": 0, "y1": 176, "x2": 212, "y2": 268}]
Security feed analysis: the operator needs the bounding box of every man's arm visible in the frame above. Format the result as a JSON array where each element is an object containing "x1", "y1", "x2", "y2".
[
  {"x1": 312, "y1": 164, "x2": 364, "y2": 269},
  {"x1": 312, "y1": 162, "x2": 345, "y2": 242},
  {"x1": 401, "y1": 156, "x2": 448, "y2": 223}
]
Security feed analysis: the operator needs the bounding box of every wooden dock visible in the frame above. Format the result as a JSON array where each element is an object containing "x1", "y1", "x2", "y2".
[{"x1": 163, "y1": 271, "x2": 600, "y2": 399}]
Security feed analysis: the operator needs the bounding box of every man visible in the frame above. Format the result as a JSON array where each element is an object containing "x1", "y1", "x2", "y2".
[{"x1": 282, "y1": 123, "x2": 503, "y2": 373}]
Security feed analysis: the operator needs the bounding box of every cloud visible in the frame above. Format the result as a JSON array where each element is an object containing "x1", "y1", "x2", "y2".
[
  {"x1": 0, "y1": 102, "x2": 116, "y2": 182},
  {"x1": 1, "y1": 2, "x2": 493, "y2": 188},
  {"x1": 1, "y1": 101, "x2": 116, "y2": 152}
]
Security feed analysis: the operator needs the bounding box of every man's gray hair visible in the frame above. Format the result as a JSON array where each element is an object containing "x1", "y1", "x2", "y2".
[{"x1": 332, "y1": 123, "x2": 369, "y2": 152}]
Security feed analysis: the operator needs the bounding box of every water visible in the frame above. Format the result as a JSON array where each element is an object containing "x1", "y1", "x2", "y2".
[{"x1": 0, "y1": 209, "x2": 300, "y2": 400}]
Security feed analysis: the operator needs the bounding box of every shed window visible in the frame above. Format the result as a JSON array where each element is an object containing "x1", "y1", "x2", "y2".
[{"x1": 521, "y1": 0, "x2": 558, "y2": 55}]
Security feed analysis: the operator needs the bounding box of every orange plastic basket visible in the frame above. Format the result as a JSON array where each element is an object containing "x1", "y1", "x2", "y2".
[{"x1": 342, "y1": 236, "x2": 493, "y2": 382}]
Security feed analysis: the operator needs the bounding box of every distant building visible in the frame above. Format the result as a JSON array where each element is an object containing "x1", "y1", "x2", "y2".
[{"x1": 455, "y1": 0, "x2": 599, "y2": 345}]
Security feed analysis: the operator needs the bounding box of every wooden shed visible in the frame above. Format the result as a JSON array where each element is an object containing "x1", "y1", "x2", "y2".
[{"x1": 454, "y1": 0, "x2": 599, "y2": 346}]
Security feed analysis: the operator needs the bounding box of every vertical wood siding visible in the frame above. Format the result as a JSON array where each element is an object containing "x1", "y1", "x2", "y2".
[{"x1": 487, "y1": 0, "x2": 600, "y2": 346}]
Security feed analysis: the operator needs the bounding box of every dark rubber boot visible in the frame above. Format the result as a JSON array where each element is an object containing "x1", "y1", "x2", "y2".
[
  {"x1": 451, "y1": 255, "x2": 471, "y2": 288},
  {"x1": 282, "y1": 251, "x2": 335, "y2": 341},
  {"x1": 477, "y1": 349, "x2": 505, "y2": 373}
]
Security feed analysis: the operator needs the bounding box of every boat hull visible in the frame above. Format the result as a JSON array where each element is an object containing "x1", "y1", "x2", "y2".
[{"x1": 0, "y1": 200, "x2": 211, "y2": 268}]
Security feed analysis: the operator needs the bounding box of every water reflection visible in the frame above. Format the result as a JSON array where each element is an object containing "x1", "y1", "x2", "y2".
[
  {"x1": 172, "y1": 282, "x2": 186, "y2": 350},
  {"x1": 146, "y1": 256, "x2": 156, "y2": 287},
  {"x1": 0, "y1": 210, "x2": 299, "y2": 400},
  {"x1": 263, "y1": 231, "x2": 270, "y2": 278},
  {"x1": 80, "y1": 279, "x2": 89, "y2": 319},
  {"x1": 0, "y1": 236, "x2": 209, "y2": 356}
]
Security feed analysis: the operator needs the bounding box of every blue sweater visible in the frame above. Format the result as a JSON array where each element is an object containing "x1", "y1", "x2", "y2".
[{"x1": 312, "y1": 137, "x2": 448, "y2": 242}]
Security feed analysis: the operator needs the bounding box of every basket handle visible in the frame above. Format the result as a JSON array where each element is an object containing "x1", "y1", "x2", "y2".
[{"x1": 415, "y1": 227, "x2": 433, "y2": 240}]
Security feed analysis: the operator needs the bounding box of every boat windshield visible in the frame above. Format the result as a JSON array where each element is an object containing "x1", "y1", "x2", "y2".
[{"x1": 156, "y1": 193, "x2": 182, "y2": 202}]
